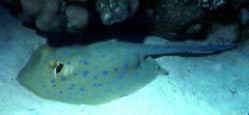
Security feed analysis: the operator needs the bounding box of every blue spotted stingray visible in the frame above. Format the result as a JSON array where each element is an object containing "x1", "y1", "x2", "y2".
[{"x1": 17, "y1": 40, "x2": 235, "y2": 105}]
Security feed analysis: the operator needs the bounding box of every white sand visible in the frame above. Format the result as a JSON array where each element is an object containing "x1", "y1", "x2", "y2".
[{"x1": 0, "y1": 7, "x2": 248, "y2": 115}]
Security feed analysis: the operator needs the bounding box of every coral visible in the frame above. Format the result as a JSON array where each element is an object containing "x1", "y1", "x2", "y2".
[
  {"x1": 65, "y1": 5, "x2": 89, "y2": 31},
  {"x1": 96, "y1": 0, "x2": 139, "y2": 25},
  {"x1": 199, "y1": 0, "x2": 226, "y2": 10}
]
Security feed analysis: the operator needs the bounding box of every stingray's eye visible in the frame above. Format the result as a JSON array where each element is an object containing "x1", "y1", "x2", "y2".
[
  {"x1": 49, "y1": 60, "x2": 64, "y2": 74},
  {"x1": 56, "y1": 63, "x2": 64, "y2": 74},
  {"x1": 49, "y1": 60, "x2": 58, "y2": 69}
]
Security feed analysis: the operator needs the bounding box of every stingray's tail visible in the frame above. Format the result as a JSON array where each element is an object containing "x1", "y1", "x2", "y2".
[{"x1": 140, "y1": 42, "x2": 237, "y2": 56}]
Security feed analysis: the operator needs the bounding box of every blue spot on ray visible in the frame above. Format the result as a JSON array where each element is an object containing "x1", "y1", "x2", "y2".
[
  {"x1": 68, "y1": 96, "x2": 73, "y2": 100},
  {"x1": 53, "y1": 93, "x2": 57, "y2": 96},
  {"x1": 118, "y1": 74, "x2": 124, "y2": 80},
  {"x1": 66, "y1": 61, "x2": 71, "y2": 65},
  {"x1": 73, "y1": 72, "x2": 78, "y2": 76},
  {"x1": 114, "y1": 67, "x2": 119, "y2": 72},
  {"x1": 124, "y1": 63, "x2": 129, "y2": 69},
  {"x1": 63, "y1": 50, "x2": 69, "y2": 55},
  {"x1": 61, "y1": 76, "x2": 66, "y2": 81},
  {"x1": 80, "y1": 88, "x2": 85, "y2": 92},
  {"x1": 50, "y1": 79, "x2": 55, "y2": 84},
  {"x1": 97, "y1": 83, "x2": 103, "y2": 87},
  {"x1": 83, "y1": 60, "x2": 89, "y2": 65},
  {"x1": 92, "y1": 83, "x2": 103, "y2": 88},
  {"x1": 102, "y1": 70, "x2": 109, "y2": 76},
  {"x1": 68, "y1": 83, "x2": 76, "y2": 90},
  {"x1": 80, "y1": 59, "x2": 90, "y2": 65},
  {"x1": 93, "y1": 75, "x2": 98, "y2": 80},
  {"x1": 82, "y1": 70, "x2": 89, "y2": 78},
  {"x1": 59, "y1": 90, "x2": 63, "y2": 95},
  {"x1": 92, "y1": 83, "x2": 97, "y2": 87},
  {"x1": 71, "y1": 83, "x2": 76, "y2": 87}
]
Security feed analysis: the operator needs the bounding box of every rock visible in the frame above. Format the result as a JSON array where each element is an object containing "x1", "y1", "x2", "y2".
[
  {"x1": 96, "y1": 0, "x2": 139, "y2": 25},
  {"x1": 35, "y1": 0, "x2": 64, "y2": 31},
  {"x1": 239, "y1": 8, "x2": 249, "y2": 27},
  {"x1": 0, "y1": 0, "x2": 21, "y2": 15},
  {"x1": 19, "y1": 0, "x2": 44, "y2": 21},
  {"x1": 19, "y1": 0, "x2": 66, "y2": 31},
  {"x1": 199, "y1": 0, "x2": 226, "y2": 11},
  {"x1": 0, "y1": 0, "x2": 18, "y2": 6},
  {"x1": 229, "y1": 0, "x2": 249, "y2": 10},
  {"x1": 147, "y1": 23, "x2": 239, "y2": 47},
  {"x1": 205, "y1": 23, "x2": 239, "y2": 44},
  {"x1": 154, "y1": 0, "x2": 204, "y2": 34},
  {"x1": 240, "y1": 29, "x2": 249, "y2": 53},
  {"x1": 185, "y1": 23, "x2": 203, "y2": 34},
  {"x1": 65, "y1": 0, "x2": 88, "y2": 3},
  {"x1": 65, "y1": 5, "x2": 89, "y2": 31},
  {"x1": 241, "y1": 23, "x2": 249, "y2": 43},
  {"x1": 199, "y1": 0, "x2": 248, "y2": 11}
]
